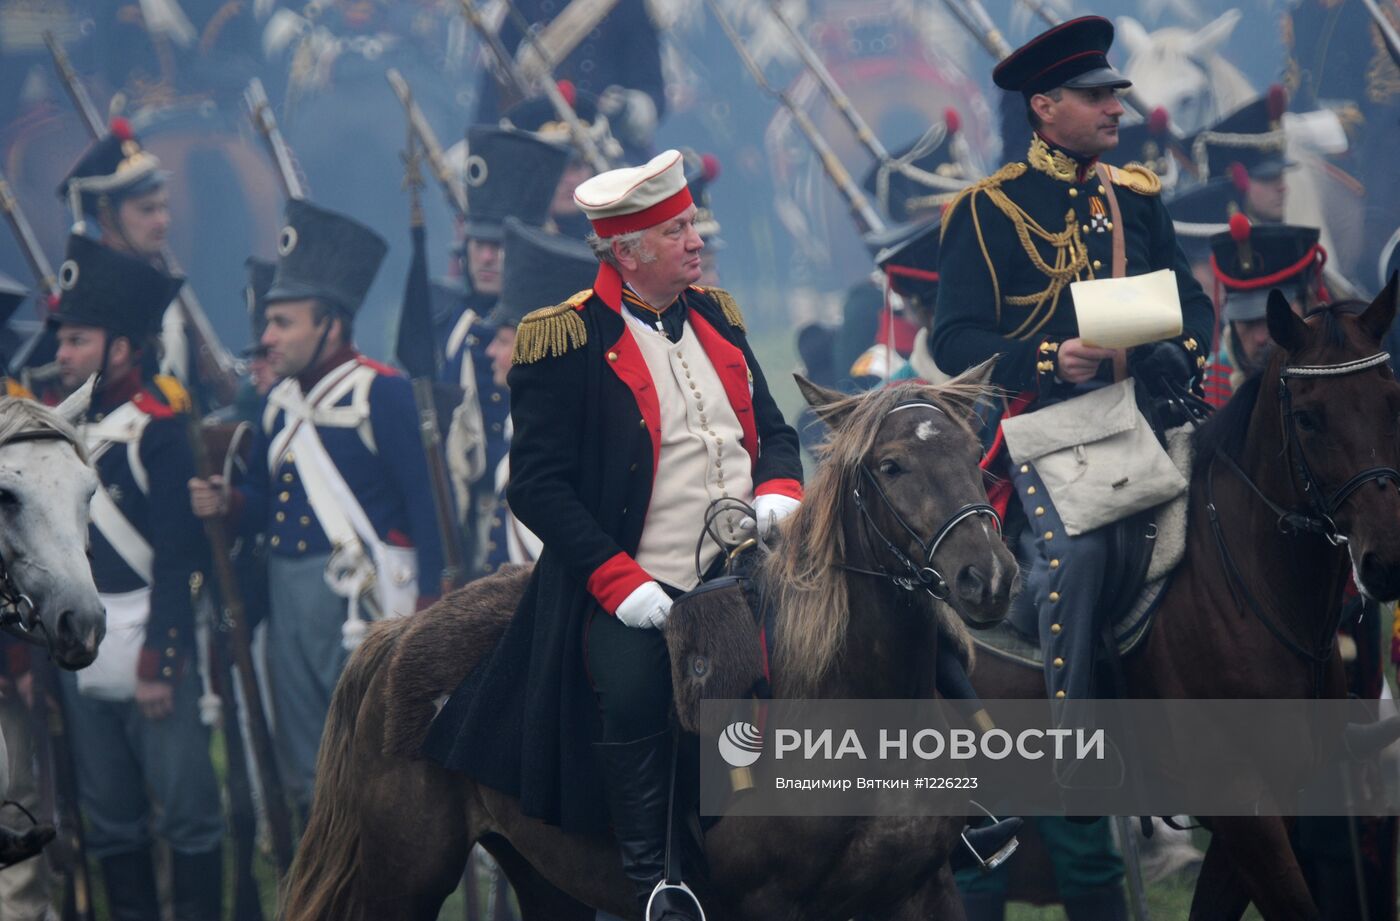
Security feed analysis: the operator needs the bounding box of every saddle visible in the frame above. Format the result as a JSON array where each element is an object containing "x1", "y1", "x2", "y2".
[
  {"x1": 665, "y1": 565, "x2": 770, "y2": 738},
  {"x1": 973, "y1": 426, "x2": 1195, "y2": 670}
]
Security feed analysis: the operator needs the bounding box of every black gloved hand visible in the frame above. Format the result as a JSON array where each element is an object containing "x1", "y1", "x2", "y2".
[
  {"x1": 1129, "y1": 340, "x2": 1194, "y2": 395},
  {"x1": 1130, "y1": 340, "x2": 1205, "y2": 429}
]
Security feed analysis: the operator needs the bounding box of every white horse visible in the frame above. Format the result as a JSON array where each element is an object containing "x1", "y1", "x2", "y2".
[
  {"x1": 1117, "y1": 12, "x2": 1255, "y2": 135},
  {"x1": 0, "y1": 383, "x2": 106, "y2": 866}
]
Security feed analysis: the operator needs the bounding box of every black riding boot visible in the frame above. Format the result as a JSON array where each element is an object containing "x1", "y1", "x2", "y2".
[
  {"x1": 950, "y1": 817, "x2": 1023, "y2": 873},
  {"x1": 99, "y1": 848, "x2": 160, "y2": 921},
  {"x1": 594, "y1": 730, "x2": 705, "y2": 921},
  {"x1": 172, "y1": 846, "x2": 224, "y2": 921}
]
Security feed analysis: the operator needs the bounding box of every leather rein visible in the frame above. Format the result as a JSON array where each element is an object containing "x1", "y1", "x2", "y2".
[{"x1": 1206, "y1": 351, "x2": 1397, "y2": 696}]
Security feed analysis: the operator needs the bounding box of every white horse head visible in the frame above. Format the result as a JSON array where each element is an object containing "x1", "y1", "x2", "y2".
[
  {"x1": 1118, "y1": 12, "x2": 1255, "y2": 135},
  {"x1": 0, "y1": 390, "x2": 104, "y2": 670}
]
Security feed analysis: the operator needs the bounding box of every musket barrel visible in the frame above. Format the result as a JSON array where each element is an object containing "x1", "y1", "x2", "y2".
[
  {"x1": 386, "y1": 70, "x2": 470, "y2": 218},
  {"x1": 495, "y1": 0, "x2": 613, "y2": 172},
  {"x1": 762, "y1": 0, "x2": 891, "y2": 165},
  {"x1": 703, "y1": 0, "x2": 885, "y2": 234},
  {"x1": 0, "y1": 168, "x2": 59, "y2": 298},
  {"x1": 244, "y1": 78, "x2": 307, "y2": 200}
]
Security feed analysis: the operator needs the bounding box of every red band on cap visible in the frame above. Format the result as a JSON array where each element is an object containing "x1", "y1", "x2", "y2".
[
  {"x1": 1210, "y1": 244, "x2": 1325, "y2": 290},
  {"x1": 1026, "y1": 50, "x2": 1103, "y2": 92},
  {"x1": 887, "y1": 265, "x2": 940, "y2": 282},
  {"x1": 589, "y1": 187, "x2": 694, "y2": 237}
]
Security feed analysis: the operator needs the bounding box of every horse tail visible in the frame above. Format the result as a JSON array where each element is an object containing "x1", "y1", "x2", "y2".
[{"x1": 283, "y1": 616, "x2": 414, "y2": 921}]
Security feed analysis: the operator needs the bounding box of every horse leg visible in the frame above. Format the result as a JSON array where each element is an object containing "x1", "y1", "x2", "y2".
[
  {"x1": 876, "y1": 862, "x2": 966, "y2": 921},
  {"x1": 354, "y1": 753, "x2": 474, "y2": 921},
  {"x1": 1187, "y1": 832, "x2": 1251, "y2": 921},
  {"x1": 1190, "y1": 816, "x2": 1319, "y2": 921},
  {"x1": 481, "y1": 833, "x2": 597, "y2": 921}
]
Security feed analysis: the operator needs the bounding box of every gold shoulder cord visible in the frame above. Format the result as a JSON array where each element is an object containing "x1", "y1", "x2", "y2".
[
  {"x1": 692, "y1": 286, "x2": 746, "y2": 332},
  {"x1": 512, "y1": 290, "x2": 592, "y2": 364},
  {"x1": 944, "y1": 158, "x2": 1091, "y2": 337}
]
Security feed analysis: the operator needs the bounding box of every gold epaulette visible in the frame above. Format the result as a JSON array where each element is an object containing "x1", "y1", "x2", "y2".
[
  {"x1": 692, "y1": 286, "x2": 746, "y2": 332},
  {"x1": 1105, "y1": 163, "x2": 1162, "y2": 196},
  {"x1": 940, "y1": 163, "x2": 1029, "y2": 239},
  {"x1": 153, "y1": 374, "x2": 192, "y2": 414},
  {"x1": 512, "y1": 289, "x2": 592, "y2": 365}
]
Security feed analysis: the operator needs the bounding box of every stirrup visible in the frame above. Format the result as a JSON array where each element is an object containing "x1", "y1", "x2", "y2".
[
  {"x1": 645, "y1": 879, "x2": 707, "y2": 921},
  {"x1": 959, "y1": 801, "x2": 1020, "y2": 874}
]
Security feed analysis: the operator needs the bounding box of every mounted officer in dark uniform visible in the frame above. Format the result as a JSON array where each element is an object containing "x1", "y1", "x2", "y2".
[
  {"x1": 425, "y1": 150, "x2": 803, "y2": 921},
  {"x1": 933, "y1": 16, "x2": 1215, "y2": 712}
]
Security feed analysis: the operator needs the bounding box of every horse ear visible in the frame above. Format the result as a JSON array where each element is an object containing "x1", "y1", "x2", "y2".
[
  {"x1": 1267, "y1": 289, "x2": 1309, "y2": 354},
  {"x1": 1191, "y1": 9, "x2": 1241, "y2": 57},
  {"x1": 53, "y1": 375, "x2": 95, "y2": 425},
  {"x1": 1115, "y1": 17, "x2": 1152, "y2": 57},
  {"x1": 1358, "y1": 271, "x2": 1399, "y2": 345},
  {"x1": 794, "y1": 373, "x2": 855, "y2": 429}
]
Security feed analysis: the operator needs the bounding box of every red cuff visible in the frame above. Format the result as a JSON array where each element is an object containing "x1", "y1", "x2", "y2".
[
  {"x1": 755, "y1": 478, "x2": 803, "y2": 501},
  {"x1": 586, "y1": 552, "x2": 652, "y2": 615},
  {"x1": 138, "y1": 648, "x2": 184, "y2": 684}
]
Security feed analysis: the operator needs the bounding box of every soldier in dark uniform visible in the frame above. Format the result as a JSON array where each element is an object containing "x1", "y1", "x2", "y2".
[
  {"x1": 474, "y1": 0, "x2": 666, "y2": 158},
  {"x1": 478, "y1": 216, "x2": 598, "y2": 574},
  {"x1": 442, "y1": 126, "x2": 569, "y2": 576},
  {"x1": 1189, "y1": 87, "x2": 1294, "y2": 224},
  {"x1": 1208, "y1": 221, "x2": 1329, "y2": 398},
  {"x1": 188, "y1": 200, "x2": 445, "y2": 814},
  {"x1": 501, "y1": 86, "x2": 618, "y2": 239},
  {"x1": 933, "y1": 5, "x2": 1213, "y2": 803},
  {"x1": 58, "y1": 119, "x2": 195, "y2": 388},
  {"x1": 50, "y1": 233, "x2": 224, "y2": 921},
  {"x1": 425, "y1": 151, "x2": 803, "y2": 921}
]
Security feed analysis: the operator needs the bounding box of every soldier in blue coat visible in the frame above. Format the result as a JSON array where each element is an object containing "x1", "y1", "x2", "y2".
[
  {"x1": 51, "y1": 234, "x2": 224, "y2": 921},
  {"x1": 443, "y1": 127, "x2": 569, "y2": 576},
  {"x1": 188, "y1": 199, "x2": 445, "y2": 814}
]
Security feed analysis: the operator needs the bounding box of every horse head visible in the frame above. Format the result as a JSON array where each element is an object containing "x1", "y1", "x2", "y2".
[
  {"x1": 0, "y1": 390, "x2": 104, "y2": 668},
  {"x1": 1262, "y1": 277, "x2": 1400, "y2": 600},
  {"x1": 1117, "y1": 12, "x2": 1245, "y2": 135},
  {"x1": 791, "y1": 362, "x2": 1017, "y2": 624}
]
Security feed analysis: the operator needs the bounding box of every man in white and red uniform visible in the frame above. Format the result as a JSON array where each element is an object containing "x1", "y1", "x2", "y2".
[{"x1": 425, "y1": 150, "x2": 803, "y2": 921}]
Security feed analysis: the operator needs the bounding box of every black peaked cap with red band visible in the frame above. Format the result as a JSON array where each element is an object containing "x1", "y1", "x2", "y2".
[{"x1": 993, "y1": 16, "x2": 1132, "y2": 98}]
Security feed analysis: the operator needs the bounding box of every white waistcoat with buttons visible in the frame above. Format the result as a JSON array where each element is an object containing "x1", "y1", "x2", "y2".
[{"x1": 627, "y1": 313, "x2": 753, "y2": 590}]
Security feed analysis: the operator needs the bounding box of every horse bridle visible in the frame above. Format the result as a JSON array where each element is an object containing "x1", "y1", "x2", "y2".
[
  {"x1": 0, "y1": 429, "x2": 79, "y2": 648},
  {"x1": 842, "y1": 402, "x2": 1002, "y2": 601},
  {"x1": 1207, "y1": 351, "x2": 1398, "y2": 696},
  {"x1": 1216, "y1": 351, "x2": 1399, "y2": 546}
]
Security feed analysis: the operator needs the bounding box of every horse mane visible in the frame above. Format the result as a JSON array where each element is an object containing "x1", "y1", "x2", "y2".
[
  {"x1": 0, "y1": 398, "x2": 86, "y2": 463},
  {"x1": 760, "y1": 379, "x2": 986, "y2": 698},
  {"x1": 1191, "y1": 373, "x2": 1263, "y2": 466}
]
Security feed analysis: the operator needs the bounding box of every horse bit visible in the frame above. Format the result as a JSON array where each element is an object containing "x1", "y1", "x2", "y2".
[
  {"x1": 843, "y1": 401, "x2": 1002, "y2": 601},
  {"x1": 0, "y1": 430, "x2": 75, "y2": 647}
]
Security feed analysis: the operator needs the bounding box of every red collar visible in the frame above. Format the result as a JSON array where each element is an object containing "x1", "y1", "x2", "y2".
[
  {"x1": 95, "y1": 367, "x2": 143, "y2": 412},
  {"x1": 296, "y1": 345, "x2": 359, "y2": 390}
]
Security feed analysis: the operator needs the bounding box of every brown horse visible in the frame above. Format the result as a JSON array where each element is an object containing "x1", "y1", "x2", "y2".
[
  {"x1": 972, "y1": 280, "x2": 1400, "y2": 921},
  {"x1": 282, "y1": 372, "x2": 1019, "y2": 921}
]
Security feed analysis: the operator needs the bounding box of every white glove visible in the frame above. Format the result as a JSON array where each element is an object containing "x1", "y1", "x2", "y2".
[
  {"x1": 740, "y1": 494, "x2": 802, "y2": 539},
  {"x1": 615, "y1": 581, "x2": 673, "y2": 630}
]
